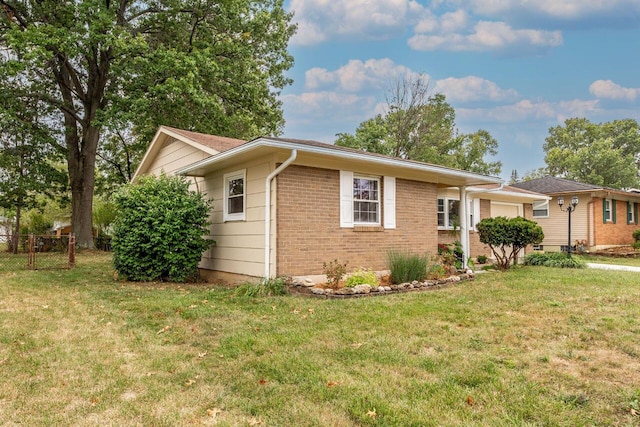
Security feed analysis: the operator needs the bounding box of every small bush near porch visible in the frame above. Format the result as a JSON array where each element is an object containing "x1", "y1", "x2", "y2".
[{"x1": 1, "y1": 253, "x2": 639, "y2": 425}]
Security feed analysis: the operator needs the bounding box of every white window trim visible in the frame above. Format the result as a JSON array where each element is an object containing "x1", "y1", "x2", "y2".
[
  {"x1": 604, "y1": 198, "x2": 612, "y2": 222},
  {"x1": 340, "y1": 171, "x2": 395, "y2": 228},
  {"x1": 353, "y1": 174, "x2": 381, "y2": 226},
  {"x1": 438, "y1": 197, "x2": 466, "y2": 231},
  {"x1": 628, "y1": 202, "x2": 635, "y2": 224},
  {"x1": 223, "y1": 169, "x2": 246, "y2": 222},
  {"x1": 532, "y1": 200, "x2": 549, "y2": 218}
]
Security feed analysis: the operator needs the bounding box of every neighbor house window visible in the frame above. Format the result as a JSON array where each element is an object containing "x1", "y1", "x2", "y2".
[
  {"x1": 603, "y1": 199, "x2": 612, "y2": 222},
  {"x1": 437, "y1": 198, "x2": 460, "y2": 229},
  {"x1": 627, "y1": 202, "x2": 635, "y2": 224},
  {"x1": 223, "y1": 169, "x2": 245, "y2": 221},
  {"x1": 532, "y1": 200, "x2": 549, "y2": 218},
  {"x1": 353, "y1": 176, "x2": 380, "y2": 224}
]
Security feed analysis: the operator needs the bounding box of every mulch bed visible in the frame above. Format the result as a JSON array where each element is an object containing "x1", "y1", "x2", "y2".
[{"x1": 589, "y1": 246, "x2": 640, "y2": 258}]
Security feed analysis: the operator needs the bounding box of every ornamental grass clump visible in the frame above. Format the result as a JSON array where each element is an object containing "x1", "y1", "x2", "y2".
[{"x1": 386, "y1": 250, "x2": 430, "y2": 284}]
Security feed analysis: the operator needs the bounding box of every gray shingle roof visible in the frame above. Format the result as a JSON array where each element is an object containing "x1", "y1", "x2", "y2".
[{"x1": 512, "y1": 176, "x2": 611, "y2": 194}]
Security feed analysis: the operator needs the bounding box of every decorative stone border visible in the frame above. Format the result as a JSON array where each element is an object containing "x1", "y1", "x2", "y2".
[{"x1": 289, "y1": 273, "x2": 474, "y2": 299}]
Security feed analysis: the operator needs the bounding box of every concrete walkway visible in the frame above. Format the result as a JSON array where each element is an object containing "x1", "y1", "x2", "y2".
[{"x1": 586, "y1": 263, "x2": 640, "y2": 272}]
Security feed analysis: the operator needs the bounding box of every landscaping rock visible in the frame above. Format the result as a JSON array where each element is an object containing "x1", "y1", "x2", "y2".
[
  {"x1": 311, "y1": 288, "x2": 325, "y2": 295},
  {"x1": 353, "y1": 284, "x2": 372, "y2": 294}
]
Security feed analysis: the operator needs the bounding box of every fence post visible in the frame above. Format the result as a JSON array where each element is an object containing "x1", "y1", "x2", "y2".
[
  {"x1": 28, "y1": 234, "x2": 35, "y2": 270},
  {"x1": 68, "y1": 233, "x2": 76, "y2": 269}
]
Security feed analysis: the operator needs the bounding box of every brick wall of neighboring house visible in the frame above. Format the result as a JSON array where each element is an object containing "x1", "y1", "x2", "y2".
[
  {"x1": 276, "y1": 165, "x2": 438, "y2": 276},
  {"x1": 593, "y1": 198, "x2": 639, "y2": 246}
]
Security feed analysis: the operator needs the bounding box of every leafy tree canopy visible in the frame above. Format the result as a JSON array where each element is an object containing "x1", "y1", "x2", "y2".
[
  {"x1": 335, "y1": 76, "x2": 502, "y2": 176},
  {"x1": 0, "y1": 0, "x2": 295, "y2": 247},
  {"x1": 544, "y1": 118, "x2": 640, "y2": 189}
]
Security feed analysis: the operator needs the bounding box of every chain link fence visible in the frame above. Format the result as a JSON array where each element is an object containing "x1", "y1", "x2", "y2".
[{"x1": 0, "y1": 234, "x2": 76, "y2": 272}]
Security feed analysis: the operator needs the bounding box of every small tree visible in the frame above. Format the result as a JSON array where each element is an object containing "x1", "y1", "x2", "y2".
[
  {"x1": 476, "y1": 217, "x2": 544, "y2": 270},
  {"x1": 112, "y1": 174, "x2": 212, "y2": 282}
]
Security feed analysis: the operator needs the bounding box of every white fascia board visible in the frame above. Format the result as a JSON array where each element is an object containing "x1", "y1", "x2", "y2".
[{"x1": 176, "y1": 137, "x2": 504, "y2": 185}]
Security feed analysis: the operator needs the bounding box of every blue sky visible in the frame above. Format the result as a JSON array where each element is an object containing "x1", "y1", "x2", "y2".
[{"x1": 278, "y1": 0, "x2": 640, "y2": 180}]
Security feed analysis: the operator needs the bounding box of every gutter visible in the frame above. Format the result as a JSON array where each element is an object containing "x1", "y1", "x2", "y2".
[{"x1": 264, "y1": 150, "x2": 297, "y2": 279}]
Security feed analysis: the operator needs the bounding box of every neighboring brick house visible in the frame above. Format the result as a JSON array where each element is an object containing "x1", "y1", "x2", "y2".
[
  {"x1": 513, "y1": 176, "x2": 640, "y2": 252},
  {"x1": 134, "y1": 126, "x2": 527, "y2": 281}
]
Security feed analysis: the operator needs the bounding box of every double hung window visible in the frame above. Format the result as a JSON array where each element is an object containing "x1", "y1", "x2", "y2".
[{"x1": 224, "y1": 170, "x2": 246, "y2": 221}]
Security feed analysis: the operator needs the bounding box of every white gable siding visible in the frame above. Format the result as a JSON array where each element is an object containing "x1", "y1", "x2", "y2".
[{"x1": 147, "y1": 138, "x2": 214, "y2": 177}]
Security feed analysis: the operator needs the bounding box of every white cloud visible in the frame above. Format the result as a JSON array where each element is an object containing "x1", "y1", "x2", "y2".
[
  {"x1": 289, "y1": 0, "x2": 425, "y2": 46},
  {"x1": 463, "y1": 0, "x2": 640, "y2": 21},
  {"x1": 589, "y1": 80, "x2": 640, "y2": 101},
  {"x1": 282, "y1": 91, "x2": 377, "y2": 119},
  {"x1": 458, "y1": 99, "x2": 600, "y2": 124},
  {"x1": 409, "y1": 20, "x2": 562, "y2": 52},
  {"x1": 305, "y1": 59, "x2": 421, "y2": 92},
  {"x1": 434, "y1": 76, "x2": 520, "y2": 102}
]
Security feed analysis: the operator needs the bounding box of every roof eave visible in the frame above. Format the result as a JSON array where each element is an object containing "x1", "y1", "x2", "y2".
[{"x1": 176, "y1": 137, "x2": 503, "y2": 186}]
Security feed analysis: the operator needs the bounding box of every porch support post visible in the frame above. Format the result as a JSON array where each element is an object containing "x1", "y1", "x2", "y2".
[{"x1": 459, "y1": 186, "x2": 468, "y2": 270}]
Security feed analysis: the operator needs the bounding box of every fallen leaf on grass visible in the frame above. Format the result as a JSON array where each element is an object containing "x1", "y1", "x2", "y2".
[
  {"x1": 90, "y1": 397, "x2": 99, "y2": 406},
  {"x1": 157, "y1": 325, "x2": 171, "y2": 334},
  {"x1": 198, "y1": 351, "x2": 208, "y2": 358},
  {"x1": 185, "y1": 375, "x2": 199, "y2": 387},
  {"x1": 366, "y1": 408, "x2": 377, "y2": 419},
  {"x1": 631, "y1": 408, "x2": 639, "y2": 417},
  {"x1": 327, "y1": 381, "x2": 341, "y2": 387},
  {"x1": 293, "y1": 309, "x2": 300, "y2": 314},
  {"x1": 207, "y1": 408, "x2": 222, "y2": 418},
  {"x1": 467, "y1": 395, "x2": 475, "y2": 406},
  {"x1": 351, "y1": 342, "x2": 363, "y2": 348},
  {"x1": 248, "y1": 417, "x2": 262, "y2": 426},
  {"x1": 258, "y1": 379, "x2": 268, "y2": 385}
]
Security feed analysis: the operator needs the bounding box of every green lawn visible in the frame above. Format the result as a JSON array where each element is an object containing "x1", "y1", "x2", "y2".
[{"x1": 1, "y1": 252, "x2": 639, "y2": 426}]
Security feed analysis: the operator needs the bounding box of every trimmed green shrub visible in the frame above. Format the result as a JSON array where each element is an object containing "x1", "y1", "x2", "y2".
[
  {"x1": 477, "y1": 216, "x2": 544, "y2": 270},
  {"x1": 345, "y1": 268, "x2": 378, "y2": 287},
  {"x1": 387, "y1": 250, "x2": 430, "y2": 284},
  {"x1": 633, "y1": 229, "x2": 640, "y2": 242},
  {"x1": 112, "y1": 174, "x2": 212, "y2": 282},
  {"x1": 524, "y1": 252, "x2": 585, "y2": 268},
  {"x1": 235, "y1": 277, "x2": 289, "y2": 297}
]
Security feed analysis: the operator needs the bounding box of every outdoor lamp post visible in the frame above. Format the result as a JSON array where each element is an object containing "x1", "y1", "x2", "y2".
[{"x1": 557, "y1": 195, "x2": 579, "y2": 255}]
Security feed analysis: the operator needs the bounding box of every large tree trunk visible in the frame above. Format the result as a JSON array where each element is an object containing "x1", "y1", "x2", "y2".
[{"x1": 67, "y1": 126, "x2": 99, "y2": 249}]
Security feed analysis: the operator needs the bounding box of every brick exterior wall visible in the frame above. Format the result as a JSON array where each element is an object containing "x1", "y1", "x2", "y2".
[
  {"x1": 593, "y1": 198, "x2": 639, "y2": 246},
  {"x1": 276, "y1": 165, "x2": 438, "y2": 276}
]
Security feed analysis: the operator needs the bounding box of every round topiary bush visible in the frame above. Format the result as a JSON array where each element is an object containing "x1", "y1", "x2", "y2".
[{"x1": 112, "y1": 174, "x2": 213, "y2": 282}]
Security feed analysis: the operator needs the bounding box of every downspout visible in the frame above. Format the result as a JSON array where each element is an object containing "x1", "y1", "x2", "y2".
[
  {"x1": 264, "y1": 150, "x2": 297, "y2": 279},
  {"x1": 459, "y1": 182, "x2": 505, "y2": 269}
]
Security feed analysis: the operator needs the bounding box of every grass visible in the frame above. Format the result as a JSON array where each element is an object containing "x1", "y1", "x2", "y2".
[{"x1": 1, "y1": 253, "x2": 640, "y2": 426}]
